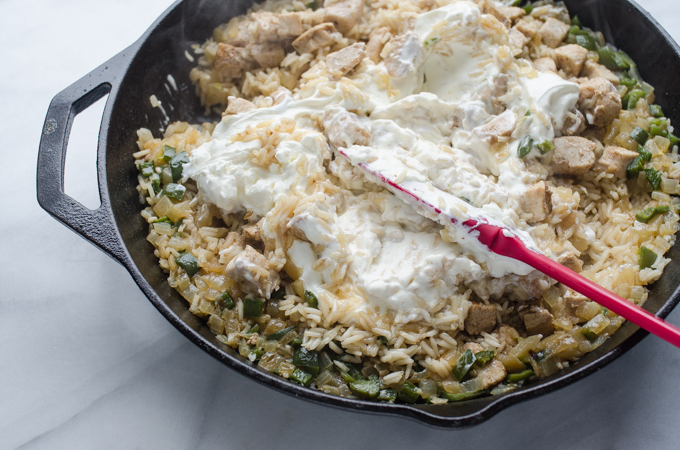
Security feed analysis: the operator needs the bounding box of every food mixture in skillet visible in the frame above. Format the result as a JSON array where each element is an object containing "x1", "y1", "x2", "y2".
[{"x1": 133, "y1": 0, "x2": 680, "y2": 403}]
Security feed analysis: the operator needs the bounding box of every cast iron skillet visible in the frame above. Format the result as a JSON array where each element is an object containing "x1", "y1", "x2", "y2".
[{"x1": 37, "y1": 0, "x2": 680, "y2": 427}]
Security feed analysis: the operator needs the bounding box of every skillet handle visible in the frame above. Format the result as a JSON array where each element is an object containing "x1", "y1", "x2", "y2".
[{"x1": 37, "y1": 51, "x2": 132, "y2": 264}]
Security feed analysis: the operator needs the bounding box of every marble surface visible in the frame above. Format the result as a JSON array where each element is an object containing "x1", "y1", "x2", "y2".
[{"x1": 4, "y1": 0, "x2": 680, "y2": 448}]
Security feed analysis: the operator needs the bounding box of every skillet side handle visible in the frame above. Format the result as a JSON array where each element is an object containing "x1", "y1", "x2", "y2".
[{"x1": 37, "y1": 53, "x2": 130, "y2": 264}]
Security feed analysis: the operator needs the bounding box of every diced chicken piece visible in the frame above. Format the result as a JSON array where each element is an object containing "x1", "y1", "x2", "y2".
[
  {"x1": 522, "y1": 305, "x2": 554, "y2": 336},
  {"x1": 476, "y1": 111, "x2": 516, "y2": 144},
  {"x1": 491, "y1": 6, "x2": 525, "y2": 27},
  {"x1": 322, "y1": 106, "x2": 371, "y2": 148},
  {"x1": 367, "y1": 27, "x2": 391, "y2": 63},
  {"x1": 464, "y1": 302, "x2": 497, "y2": 335},
  {"x1": 384, "y1": 32, "x2": 422, "y2": 78},
  {"x1": 563, "y1": 288, "x2": 588, "y2": 319},
  {"x1": 551, "y1": 136, "x2": 597, "y2": 175},
  {"x1": 292, "y1": 23, "x2": 340, "y2": 54},
  {"x1": 520, "y1": 181, "x2": 552, "y2": 224},
  {"x1": 597, "y1": 145, "x2": 639, "y2": 178},
  {"x1": 249, "y1": 42, "x2": 286, "y2": 68},
  {"x1": 578, "y1": 77, "x2": 622, "y2": 128},
  {"x1": 326, "y1": 43, "x2": 366, "y2": 79},
  {"x1": 214, "y1": 43, "x2": 248, "y2": 80},
  {"x1": 561, "y1": 109, "x2": 586, "y2": 136},
  {"x1": 581, "y1": 60, "x2": 619, "y2": 86},
  {"x1": 478, "y1": 360, "x2": 507, "y2": 390},
  {"x1": 225, "y1": 245, "x2": 280, "y2": 299},
  {"x1": 286, "y1": 213, "x2": 311, "y2": 242},
  {"x1": 533, "y1": 56, "x2": 557, "y2": 73},
  {"x1": 242, "y1": 222, "x2": 263, "y2": 245},
  {"x1": 480, "y1": 74, "x2": 509, "y2": 115},
  {"x1": 554, "y1": 44, "x2": 588, "y2": 77},
  {"x1": 323, "y1": 0, "x2": 364, "y2": 34},
  {"x1": 225, "y1": 97, "x2": 257, "y2": 115},
  {"x1": 229, "y1": 21, "x2": 255, "y2": 47},
  {"x1": 252, "y1": 11, "x2": 280, "y2": 42},
  {"x1": 514, "y1": 19, "x2": 539, "y2": 38},
  {"x1": 538, "y1": 17, "x2": 570, "y2": 48},
  {"x1": 509, "y1": 28, "x2": 530, "y2": 50},
  {"x1": 498, "y1": 324, "x2": 519, "y2": 352},
  {"x1": 557, "y1": 251, "x2": 583, "y2": 273},
  {"x1": 277, "y1": 13, "x2": 303, "y2": 40}
]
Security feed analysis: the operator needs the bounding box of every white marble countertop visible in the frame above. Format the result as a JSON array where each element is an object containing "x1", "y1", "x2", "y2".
[{"x1": 3, "y1": 0, "x2": 680, "y2": 448}]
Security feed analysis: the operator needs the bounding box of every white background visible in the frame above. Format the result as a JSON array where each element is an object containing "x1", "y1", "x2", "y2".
[{"x1": 3, "y1": 0, "x2": 680, "y2": 448}]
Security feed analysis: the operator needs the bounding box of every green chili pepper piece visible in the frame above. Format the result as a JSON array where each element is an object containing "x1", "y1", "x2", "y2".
[
  {"x1": 474, "y1": 350, "x2": 495, "y2": 366},
  {"x1": 159, "y1": 145, "x2": 176, "y2": 162},
  {"x1": 161, "y1": 183, "x2": 186, "y2": 201},
  {"x1": 290, "y1": 337, "x2": 303, "y2": 347},
  {"x1": 571, "y1": 15, "x2": 581, "y2": 27},
  {"x1": 289, "y1": 368, "x2": 313, "y2": 386},
  {"x1": 581, "y1": 327, "x2": 597, "y2": 341},
  {"x1": 636, "y1": 205, "x2": 669, "y2": 223},
  {"x1": 267, "y1": 326, "x2": 295, "y2": 340},
  {"x1": 537, "y1": 140, "x2": 554, "y2": 154},
  {"x1": 614, "y1": 51, "x2": 633, "y2": 70},
  {"x1": 218, "y1": 291, "x2": 235, "y2": 310},
  {"x1": 597, "y1": 46, "x2": 618, "y2": 70},
  {"x1": 397, "y1": 381, "x2": 420, "y2": 404},
  {"x1": 575, "y1": 34, "x2": 597, "y2": 51},
  {"x1": 452, "y1": 349, "x2": 477, "y2": 382},
  {"x1": 649, "y1": 123, "x2": 667, "y2": 136},
  {"x1": 517, "y1": 135, "x2": 534, "y2": 158},
  {"x1": 377, "y1": 388, "x2": 397, "y2": 402},
  {"x1": 170, "y1": 151, "x2": 189, "y2": 182},
  {"x1": 626, "y1": 155, "x2": 645, "y2": 179},
  {"x1": 638, "y1": 246, "x2": 658, "y2": 269},
  {"x1": 442, "y1": 390, "x2": 486, "y2": 402},
  {"x1": 293, "y1": 347, "x2": 319, "y2": 376},
  {"x1": 668, "y1": 133, "x2": 680, "y2": 148},
  {"x1": 349, "y1": 374, "x2": 381, "y2": 399},
  {"x1": 150, "y1": 173, "x2": 161, "y2": 194},
  {"x1": 627, "y1": 89, "x2": 646, "y2": 110},
  {"x1": 139, "y1": 161, "x2": 155, "y2": 177},
  {"x1": 304, "y1": 290, "x2": 319, "y2": 308},
  {"x1": 243, "y1": 297, "x2": 265, "y2": 318},
  {"x1": 249, "y1": 347, "x2": 265, "y2": 361},
  {"x1": 649, "y1": 104, "x2": 664, "y2": 118},
  {"x1": 646, "y1": 167, "x2": 662, "y2": 190},
  {"x1": 176, "y1": 252, "x2": 199, "y2": 277},
  {"x1": 248, "y1": 324, "x2": 260, "y2": 334},
  {"x1": 630, "y1": 127, "x2": 649, "y2": 145},
  {"x1": 153, "y1": 216, "x2": 172, "y2": 224},
  {"x1": 506, "y1": 369, "x2": 535, "y2": 383},
  {"x1": 377, "y1": 336, "x2": 388, "y2": 344},
  {"x1": 637, "y1": 145, "x2": 652, "y2": 162},
  {"x1": 523, "y1": 4, "x2": 533, "y2": 14}
]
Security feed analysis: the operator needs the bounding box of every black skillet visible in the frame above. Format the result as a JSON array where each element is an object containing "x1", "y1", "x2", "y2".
[{"x1": 36, "y1": 0, "x2": 680, "y2": 427}]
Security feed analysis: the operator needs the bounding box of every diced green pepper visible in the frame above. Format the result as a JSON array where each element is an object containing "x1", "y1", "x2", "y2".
[
  {"x1": 571, "y1": 15, "x2": 581, "y2": 27},
  {"x1": 646, "y1": 167, "x2": 662, "y2": 190},
  {"x1": 568, "y1": 25, "x2": 581, "y2": 35},
  {"x1": 377, "y1": 336, "x2": 388, "y2": 344},
  {"x1": 149, "y1": 173, "x2": 161, "y2": 194},
  {"x1": 626, "y1": 155, "x2": 645, "y2": 179},
  {"x1": 293, "y1": 347, "x2": 319, "y2": 376},
  {"x1": 289, "y1": 368, "x2": 313, "y2": 386},
  {"x1": 176, "y1": 252, "x2": 199, "y2": 277},
  {"x1": 597, "y1": 46, "x2": 618, "y2": 70},
  {"x1": 630, "y1": 127, "x2": 649, "y2": 145},
  {"x1": 517, "y1": 135, "x2": 534, "y2": 158},
  {"x1": 638, "y1": 246, "x2": 658, "y2": 269},
  {"x1": 452, "y1": 349, "x2": 476, "y2": 382},
  {"x1": 290, "y1": 337, "x2": 303, "y2": 347},
  {"x1": 243, "y1": 297, "x2": 265, "y2": 318},
  {"x1": 218, "y1": 291, "x2": 235, "y2": 310},
  {"x1": 627, "y1": 89, "x2": 647, "y2": 110},
  {"x1": 668, "y1": 133, "x2": 680, "y2": 148},
  {"x1": 649, "y1": 104, "x2": 664, "y2": 118},
  {"x1": 349, "y1": 374, "x2": 381, "y2": 399},
  {"x1": 377, "y1": 388, "x2": 397, "y2": 402},
  {"x1": 249, "y1": 347, "x2": 265, "y2": 361},
  {"x1": 159, "y1": 145, "x2": 176, "y2": 163},
  {"x1": 523, "y1": 4, "x2": 533, "y2": 14},
  {"x1": 575, "y1": 34, "x2": 597, "y2": 51},
  {"x1": 397, "y1": 381, "x2": 420, "y2": 404},
  {"x1": 304, "y1": 290, "x2": 319, "y2": 308},
  {"x1": 139, "y1": 161, "x2": 155, "y2": 177},
  {"x1": 619, "y1": 76, "x2": 637, "y2": 88},
  {"x1": 649, "y1": 123, "x2": 667, "y2": 137},
  {"x1": 248, "y1": 324, "x2": 260, "y2": 334},
  {"x1": 581, "y1": 327, "x2": 597, "y2": 341},
  {"x1": 441, "y1": 390, "x2": 486, "y2": 402},
  {"x1": 271, "y1": 288, "x2": 286, "y2": 300},
  {"x1": 637, "y1": 145, "x2": 652, "y2": 162},
  {"x1": 537, "y1": 140, "x2": 554, "y2": 154},
  {"x1": 506, "y1": 369, "x2": 535, "y2": 383},
  {"x1": 267, "y1": 326, "x2": 295, "y2": 341},
  {"x1": 161, "y1": 183, "x2": 186, "y2": 201},
  {"x1": 635, "y1": 205, "x2": 669, "y2": 223},
  {"x1": 170, "y1": 151, "x2": 189, "y2": 182},
  {"x1": 614, "y1": 51, "x2": 634, "y2": 70},
  {"x1": 474, "y1": 350, "x2": 495, "y2": 366},
  {"x1": 153, "y1": 216, "x2": 172, "y2": 224}
]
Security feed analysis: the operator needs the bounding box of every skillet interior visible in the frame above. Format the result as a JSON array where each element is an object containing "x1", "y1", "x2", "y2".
[{"x1": 101, "y1": 0, "x2": 680, "y2": 426}]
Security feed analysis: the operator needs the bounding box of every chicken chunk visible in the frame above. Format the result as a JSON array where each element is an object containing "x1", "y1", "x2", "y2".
[
  {"x1": 561, "y1": 109, "x2": 586, "y2": 136},
  {"x1": 520, "y1": 181, "x2": 552, "y2": 224},
  {"x1": 478, "y1": 360, "x2": 507, "y2": 390},
  {"x1": 252, "y1": 11, "x2": 280, "y2": 42},
  {"x1": 476, "y1": 111, "x2": 516, "y2": 144},
  {"x1": 581, "y1": 60, "x2": 619, "y2": 86},
  {"x1": 597, "y1": 145, "x2": 639, "y2": 178},
  {"x1": 557, "y1": 251, "x2": 583, "y2": 273},
  {"x1": 464, "y1": 302, "x2": 497, "y2": 335},
  {"x1": 538, "y1": 17, "x2": 570, "y2": 48},
  {"x1": 384, "y1": 32, "x2": 422, "y2": 78},
  {"x1": 522, "y1": 306, "x2": 554, "y2": 336},
  {"x1": 367, "y1": 27, "x2": 391, "y2": 63},
  {"x1": 323, "y1": 0, "x2": 364, "y2": 34},
  {"x1": 326, "y1": 43, "x2": 366, "y2": 79},
  {"x1": 225, "y1": 97, "x2": 257, "y2": 115},
  {"x1": 563, "y1": 288, "x2": 588, "y2": 320},
  {"x1": 292, "y1": 23, "x2": 340, "y2": 54},
  {"x1": 249, "y1": 42, "x2": 286, "y2": 68},
  {"x1": 509, "y1": 28, "x2": 530, "y2": 50},
  {"x1": 533, "y1": 56, "x2": 557, "y2": 73},
  {"x1": 554, "y1": 44, "x2": 588, "y2": 77},
  {"x1": 225, "y1": 246, "x2": 280, "y2": 299},
  {"x1": 214, "y1": 43, "x2": 248, "y2": 80},
  {"x1": 514, "y1": 19, "x2": 539, "y2": 38},
  {"x1": 277, "y1": 13, "x2": 303, "y2": 40},
  {"x1": 322, "y1": 106, "x2": 371, "y2": 148},
  {"x1": 243, "y1": 222, "x2": 263, "y2": 246},
  {"x1": 578, "y1": 77, "x2": 622, "y2": 127},
  {"x1": 551, "y1": 136, "x2": 597, "y2": 175},
  {"x1": 485, "y1": 3, "x2": 525, "y2": 28}
]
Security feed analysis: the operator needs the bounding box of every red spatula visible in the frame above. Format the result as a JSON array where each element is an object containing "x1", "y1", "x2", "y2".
[{"x1": 339, "y1": 149, "x2": 680, "y2": 349}]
